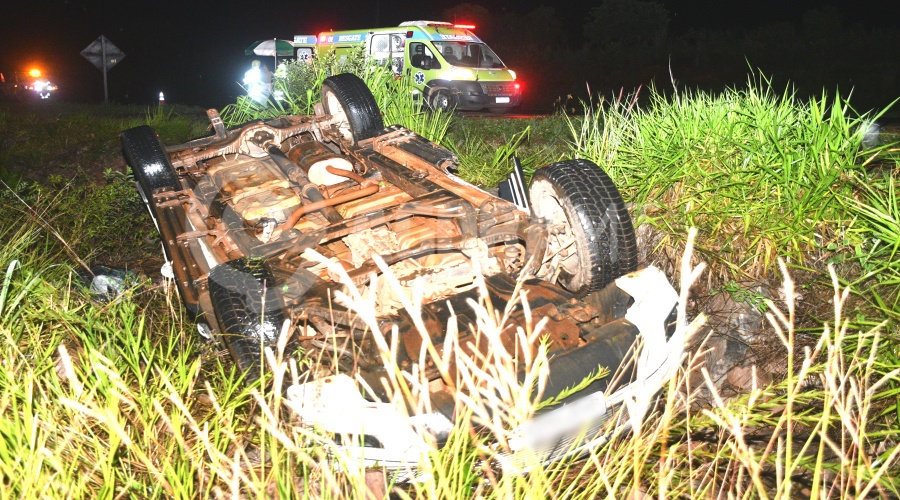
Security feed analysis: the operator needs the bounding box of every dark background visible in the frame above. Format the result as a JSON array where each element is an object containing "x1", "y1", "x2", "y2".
[{"x1": 1, "y1": 0, "x2": 898, "y2": 113}]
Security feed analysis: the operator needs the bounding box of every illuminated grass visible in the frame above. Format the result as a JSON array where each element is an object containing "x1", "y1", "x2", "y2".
[
  {"x1": 0, "y1": 74, "x2": 898, "y2": 497},
  {"x1": 567, "y1": 74, "x2": 896, "y2": 285},
  {"x1": 0, "y1": 214, "x2": 897, "y2": 497}
]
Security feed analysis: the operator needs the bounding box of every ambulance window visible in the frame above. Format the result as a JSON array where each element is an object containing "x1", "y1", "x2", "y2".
[
  {"x1": 370, "y1": 34, "x2": 391, "y2": 69},
  {"x1": 431, "y1": 41, "x2": 504, "y2": 69},
  {"x1": 371, "y1": 35, "x2": 389, "y2": 55},
  {"x1": 409, "y1": 42, "x2": 440, "y2": 70},
  {"x1": 432, "y1": 42, "x2": 460, "y2": 63}
]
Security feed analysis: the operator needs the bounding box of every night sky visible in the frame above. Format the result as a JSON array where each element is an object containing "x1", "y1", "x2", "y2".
[{"x1": 1, "y1": 0, "x2": 897, "y2": 110}]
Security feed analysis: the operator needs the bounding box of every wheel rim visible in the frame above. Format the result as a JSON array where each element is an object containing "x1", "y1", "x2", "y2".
[
  {"x1": 323, "y1": 89, "x2": 354, "y2": 143},
  {"x1": 432, "y1": 92, "x2": 450, "y2": 111},
  {"x1": 530, "y1": 179, "x2": 584, "y2": 290}
]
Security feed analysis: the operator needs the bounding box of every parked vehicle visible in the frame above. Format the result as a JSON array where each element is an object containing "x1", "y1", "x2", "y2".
[
  {"x1": 0, "y1": 68, "x2": 58, "y2": 100},
  {"x1": 293, "y1": 21, "x2": 521, "y2": 113},
  {"x1": 120, "y1": 73, "x2": 684, "y2": 470},
  {"x1": 25, "y1": 78, "x2": 57, "y2": 99}
]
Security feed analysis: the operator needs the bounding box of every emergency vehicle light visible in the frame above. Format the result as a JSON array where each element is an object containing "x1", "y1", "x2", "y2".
[
  {"x1": 453, "y1": 24, "x2": 475, "y2": 29},
  {"x1": 406, "y1": 31, "x2": 413, "y2": 38},
  {"x1": 29, "y1": 68, "x2": 42, "y2": 78}
]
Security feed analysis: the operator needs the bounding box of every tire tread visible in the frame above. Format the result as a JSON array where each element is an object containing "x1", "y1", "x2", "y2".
[
  {"x1": 530, "y1": 159, "x2": 638, "y2": 296},
  {"x1": 321, "y1": 74, "x2": 384, "y2": 143},
  {"x1": 121, "y1": 125, "x2": 179, "y2": 194},
  {"x1": 208, "y1": 259, "x2": 286, "y2": 383}
]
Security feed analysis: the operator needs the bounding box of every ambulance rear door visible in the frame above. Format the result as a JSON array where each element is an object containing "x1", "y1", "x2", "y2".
[{"x1": 367, "y1": 32, "x2": 406, "y2": 77}]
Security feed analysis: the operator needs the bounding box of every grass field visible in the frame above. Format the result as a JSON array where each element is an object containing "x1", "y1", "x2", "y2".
[{"x1": 0, "y1": 74, "x2": 898, "y2": 497}]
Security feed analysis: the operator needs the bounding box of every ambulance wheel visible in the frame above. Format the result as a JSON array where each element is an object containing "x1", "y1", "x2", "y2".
[
  {"x1": 321, "y1": 73, "x2": 384, "y2": 145},
  {"x1": 428, "y1": 89, "x2": 456, "y2": 112},
  {"x1": 529, "y1": 159, "x2": 638, "y2": 297}
]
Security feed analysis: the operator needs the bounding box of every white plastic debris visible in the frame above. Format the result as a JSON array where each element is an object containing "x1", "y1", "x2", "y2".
[
  {"x1": 82, "y1": 265, "x2": 140, "y2": 302},
  {"x1": 160, "y1": 261, "x2": 175, "y2": 279},
  {"x1": 504, "y1": 265, "x2": 683, "y2": 467},
  {"x1": 285, "y1": 374, "x2": 438, "y2": 467},
  {"x1": 197, "y1": 322, "x2": 213, "y2": 340}
]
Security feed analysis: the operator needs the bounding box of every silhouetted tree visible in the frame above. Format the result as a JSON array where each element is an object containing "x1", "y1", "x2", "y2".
[
  {"x1": 493, "y1": 5, "x2": 566, "y2": 56},
  {"x1": 583, "y1": 0, "x2": 669, "y2": 50},
  {"x1": 491, "y1": 6, "x2": 570, "y2": 111},
  {"x1": 442, "y1": 4, "x2": 491, "y2": 31},
  {"x1": 802, "y1": 6, "x2": 843, "y2": 44}
]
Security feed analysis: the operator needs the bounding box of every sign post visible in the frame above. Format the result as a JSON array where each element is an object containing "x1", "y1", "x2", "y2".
[{"x1": 80, "y1": 35, "x2": 125, "y2": 103}]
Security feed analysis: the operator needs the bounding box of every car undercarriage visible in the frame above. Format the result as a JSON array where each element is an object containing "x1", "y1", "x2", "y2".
[{"x1": 121, "y1": 73, "x2": 686, "y2": 469}]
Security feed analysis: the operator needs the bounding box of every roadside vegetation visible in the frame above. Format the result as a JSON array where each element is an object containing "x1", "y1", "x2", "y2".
[
  {"x1": 220, "y1": 47, "x2": 453, "y2": 143},
  {"x1": 0, "y1": 68, "x2": 898, "y2": 497}
]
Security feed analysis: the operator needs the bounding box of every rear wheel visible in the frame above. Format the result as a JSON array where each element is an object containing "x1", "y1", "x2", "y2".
[
  {"x1": 321, "y1": 73, "x2": 383, "y2": 145},
  {"x1": 121, "y1": 125, "x2": 179, "y2": 198},
  {"x1": 208, "y1": 259, "x2": 287, "y2": 384},
  {"x1": 121, "y1": 125, "x2": 179, "y2": 249},
  {"x1": 529, "y1": 159, "x2": 638, "y2": 297}
]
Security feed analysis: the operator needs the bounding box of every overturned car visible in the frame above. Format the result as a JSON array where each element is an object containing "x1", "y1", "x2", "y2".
[{"x1": 121, "y1": 74, "x2": 685, "y2": 469}]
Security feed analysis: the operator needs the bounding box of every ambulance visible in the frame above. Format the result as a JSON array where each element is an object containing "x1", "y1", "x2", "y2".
[{"x1": 293, "y1": 21, "x2": 521, "y2": 113}]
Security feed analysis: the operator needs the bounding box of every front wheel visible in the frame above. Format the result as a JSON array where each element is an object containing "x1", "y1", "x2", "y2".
[{"x1": 529, "y1": 159, "x2": 638, "y2": 297}]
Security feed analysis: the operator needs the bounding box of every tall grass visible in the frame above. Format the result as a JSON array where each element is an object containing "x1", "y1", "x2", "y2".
[
  {"x1": 567, "y1": 74, "x2": 890, "y2": 284},
  {"x1": 1, "y1": 208, "x2": 898, "y2": 496},
  {"x1": 0, "y1": 103, "x2": 206, "y2": 186},
  {"x1": 2, "y1": 75, "x2": 899, "y2": 497},
  {"x1": 448, "y1": 126, "x2": 534, "y2": 187},
  {"x1": 844, "y1": 173, "x2": 900, "y2": 319}
]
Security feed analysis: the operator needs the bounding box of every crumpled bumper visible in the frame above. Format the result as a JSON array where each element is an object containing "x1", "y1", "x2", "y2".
[{"x1": 284, "y1": 265, "x2": 684, "y2": 472}]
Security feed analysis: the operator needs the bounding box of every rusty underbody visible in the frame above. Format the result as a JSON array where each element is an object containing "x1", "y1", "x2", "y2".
[
  {"x1": 121, "y1": 74, "x2": 690, "y2": 470},
  {"x1": 138, "y1": 107, "x2": 641, "y2": 420}
]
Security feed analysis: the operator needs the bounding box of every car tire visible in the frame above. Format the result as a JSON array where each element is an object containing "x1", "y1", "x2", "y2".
[
  {"x1": 321, "y1": 73, "x2": 384, "y2": 145},
  {"x1": 428, "y1": 89, "x2": 455, "y2": 112},
  {"x1": 208, "y1": 259, "x2": 287, "y2": 384},
  {"x1": 529, "y1": 159, "x2": 638, "y2": 297},
  {"x1": 121, "y1": 125, "x2": 180, "y2": 198}
]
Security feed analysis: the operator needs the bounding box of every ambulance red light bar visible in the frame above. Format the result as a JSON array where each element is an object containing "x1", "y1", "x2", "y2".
[{"x1": 453, "y1": 24, "x2": 476, "y2": 29}]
